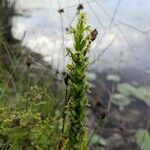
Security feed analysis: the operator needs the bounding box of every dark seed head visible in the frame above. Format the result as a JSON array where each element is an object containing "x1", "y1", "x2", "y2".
[
  {"x1": 65, "y1": 27, "x2": 69, "y2": 32},
  {"x1": 62, "y1": 71, "x2": 66, "y2": 76},
  {"x1": 101, "y1": 110, "x2": 108, "y2": 119},
  {"x1": 77, "y1": 4, "x2": 84, "y2": 11},
  {"x1": 64, "y1": 74, "x2": 70, "y2": 85},
  {"x1": 58, "y1": 8, "x2": 64, "y2": 13},
  {"x1": 40, "y1": 113, "x2": 46, "y2": 120},
  {"x1": 90, "y1": 29, "x2": 98, "y2": 42},
  {"x1": 26, "y1": 54, "x2": 33, "y2": 68},
  {"x1": 11, "y1": 118, "x2": 20, "y2": 128},
  {"x1": 56, "y1": 70, "x2": 59, "y2": 75}
]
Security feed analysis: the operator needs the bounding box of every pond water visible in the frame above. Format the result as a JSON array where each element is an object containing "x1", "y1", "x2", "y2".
[{"x1": 12, "y1": 0, "x2": 150, "y2": 72}]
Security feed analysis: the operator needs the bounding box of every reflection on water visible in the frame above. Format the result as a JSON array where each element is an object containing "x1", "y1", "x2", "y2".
[{"x1": 12, "y1": 0, "x2": 150, "y2": 71}]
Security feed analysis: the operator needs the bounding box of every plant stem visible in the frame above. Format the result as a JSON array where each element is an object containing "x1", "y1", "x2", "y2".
[{"x1": 64, "y1": 12, "x2": 98, "y2": 149}]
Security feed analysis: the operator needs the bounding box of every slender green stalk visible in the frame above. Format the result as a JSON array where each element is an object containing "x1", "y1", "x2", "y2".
[
  {"x1": 25, "y1": 54, "x2": 32, "y2": 111},
  {"x1": 88, "y1": 117, "x2": 106, "y2": 145},
  {"x1": 0, "y1": 33, "x2": 14, "y2": 67}
]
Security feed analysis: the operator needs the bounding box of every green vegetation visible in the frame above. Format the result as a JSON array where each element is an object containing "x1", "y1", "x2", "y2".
[
  {"x1": 0, "y1": 1, "x2": 150, "y2": 149},
  {"x1": 0, "y1": 11, "x2": 98, "y2": 149}
]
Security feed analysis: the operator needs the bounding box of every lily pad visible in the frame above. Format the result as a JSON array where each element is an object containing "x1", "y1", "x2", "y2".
[
  {"x1": 112, "y1": 94, "x2": 131, "y2": 111},
  {"x1": 107, "y1": 74, "x2": 120, "y2": 82},
  {"x1": 90, "y1": 134, "x2": 106, "y2": 146},
  {"x1": 135, "y1": 129, "x2": 150, "y2": 150},
  {"x1": 87, "y1": 72, "x2": 97, "y2": 81},
  {"x1": 117, "y1": 83, "x2": 135, "y2": 96},
  {"x1": 117, "y1": 83, "x2": 150, "y2": 105}
]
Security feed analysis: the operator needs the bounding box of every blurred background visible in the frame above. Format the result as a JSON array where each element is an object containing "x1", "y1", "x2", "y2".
[{"x1": 1, "y1": 0, "x2": 150, "y2": 149}]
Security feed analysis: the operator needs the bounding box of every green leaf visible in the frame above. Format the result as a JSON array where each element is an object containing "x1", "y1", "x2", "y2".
[
  {"x1": 66, "y1": 47, "x2": 73, "y2": 56},
  {"x1": 135, "y1": 129, "x2": 150, "y2": 150},
  {"x1": 11, "y1": 140, "x2": 22, "y2": 150},
  {"x1": 8, "y1": 127, "x2": 30, "y2": 140},
  {"x1": 69, "y1": 26, "x2": 76, "y2": 33},
  {"x1": 67, "y1": 64, "x2": 74, "y2": 70},
  {"x1": 0, "y1": 138, "x2": 4, "y2": 147},
  {"x1": 71, "y1": 53, "x2": 80, "y2": 63},
  {"x1": 39, "y1": 135, "x2": 50, "y2": 145}
]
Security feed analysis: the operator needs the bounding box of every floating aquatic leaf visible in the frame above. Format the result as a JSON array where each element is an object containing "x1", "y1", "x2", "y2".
[
  {"x1": 117, "y1": 83, "x2": 150, "y2": 105},
  {"x1": 107, "y1": 74, "x2": 120, "y2": 82},
  {"x1": 135, "y1": 129, "x2": 150, "y2": 150},
  {"x1": 90, "y1": 134, "x2": 106, "y2": 146},
  {"x1": 133, "y1": 87, "x2": 150, "y2": 105},
  {"x1": 112, "y1": 94, "x2": 131, "y2": 111},
  {"x1": 117, "y1": 83, "x2": 135, "y2": 96},
  {"x1": 87, "y1": 72, "x2": 97, "y2": 81}
]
